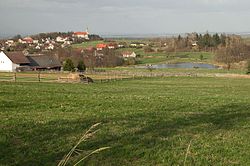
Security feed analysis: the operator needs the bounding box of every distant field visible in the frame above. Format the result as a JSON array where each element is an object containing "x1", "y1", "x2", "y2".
[
  {"x1": 72, "y1": 41, "x2": 106, "y2": 48},
  {"x1": 243, "y1": 37, "x2": 250, "y2": 45},
  {"x1": 0, "y1": 77, "x2": 250, "y2": 165},
  {"x1": 72, "y1": 39, "x2": 216, "y2": 65},
  {"x1": 116, "y1": 46, "x2": 215, "y2": 65}
]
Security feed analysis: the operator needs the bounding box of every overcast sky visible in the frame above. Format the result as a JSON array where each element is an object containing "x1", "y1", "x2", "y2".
[{"x1": 0, "y1": 0, "x2": 250, "y2": 36}]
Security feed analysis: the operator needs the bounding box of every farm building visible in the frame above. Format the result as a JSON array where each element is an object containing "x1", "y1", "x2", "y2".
[
  {"x1": 27, "y1": 54, "x2": 61, "y2": 71},
  {"x1": 0, "y1": 51, "x2": 30, "y2": 72},
  {"x1": 122, "y1": 51, "x2": 137, "y2": 58}
]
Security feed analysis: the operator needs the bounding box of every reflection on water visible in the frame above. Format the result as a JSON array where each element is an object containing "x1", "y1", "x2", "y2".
[{"x1": 137, "y1": 63, "x2": 219, "y2": 69}]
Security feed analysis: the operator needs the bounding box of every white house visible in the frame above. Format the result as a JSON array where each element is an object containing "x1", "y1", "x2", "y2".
[
  {"x1": 130, "y1": 43, "x2": 137, "y2": 47},
  {"x1": 33, "y1": 40, "x2": 39, "y2": 44},
  {"x1": 35, "y1": 45, "x2": 41, "y2": 50},
  {"x1": 122, "y1": 51, "x2": 137, "y2": 58},
  {"x1": 5, "y1": 40, "x2": 14, "y2": 47},
  {"x1": 45, "y1": 43, "x2": 55, "y2": 50},
  {"x1": 118, "y1": 44, "x2": 125, "y2": 48},
  {"x1": 192, "y1": 41, "x2": 198, "y2": 47},
  {"x1": 0, "y1": 51, "x2": 30, "y2": 72},
  {"x1": 56, "y1": 36, "x2": 68, "y2": 43}
]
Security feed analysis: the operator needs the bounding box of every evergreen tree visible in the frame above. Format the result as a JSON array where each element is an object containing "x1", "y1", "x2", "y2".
[
  {"x1": 77, "y1": 60, "x2": 86, "y2": 72},
  {"x1": 212, "y1": 33, "x2": 221, "y2": 47},
  {"x1": 220, "y1": 34, "x2": 227, "y2": 46},
  {"x1": 63, "y1": 59, "x2": 75, "y2": 71},
  {"x1": 177, "y1": 35, "x2": 182, "y2": 41},
  {"x1": 203, "y1": 33, "x2": 212, "y2": 47}
]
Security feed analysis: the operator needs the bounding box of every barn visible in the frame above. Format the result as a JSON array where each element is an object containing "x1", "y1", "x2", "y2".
[{"x1": 0, "y1": 51, "x2": 30, "y2": 72}]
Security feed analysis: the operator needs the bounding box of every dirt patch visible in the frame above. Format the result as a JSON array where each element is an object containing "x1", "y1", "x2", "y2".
[{"x1": 213, "y1": 73, "x2": 250, "y2": 79}]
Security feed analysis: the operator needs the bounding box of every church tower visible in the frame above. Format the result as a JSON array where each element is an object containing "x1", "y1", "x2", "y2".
[{"x1": 86, "y1": 27, "x2": 89, "y2": 34}]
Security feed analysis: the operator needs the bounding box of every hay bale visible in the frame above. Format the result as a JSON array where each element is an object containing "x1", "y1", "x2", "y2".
[{"x1": 68, "y1": 73, "x2": 80, "y2": 80}]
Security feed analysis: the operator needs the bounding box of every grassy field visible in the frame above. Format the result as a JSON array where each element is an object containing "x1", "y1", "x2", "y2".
[
  {"x1": 72, "y1": 41, "x2": 106, "y2": 48},
  {"x1": 0, "y1": 77, "x2": 250, "y2": 165},
  {"x1": 116, "y1": 46, "x2": 215, "y2": 64},
  {"x1": 71, "y1": 39, "x2": 216, "y2": 65}
]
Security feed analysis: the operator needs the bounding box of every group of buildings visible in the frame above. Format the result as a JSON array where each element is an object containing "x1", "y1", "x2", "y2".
[
  {"x1": 0, "y1": 51, "x2": 61, "y2": 72},
  {"x1": 1, "y1": 29, "x2": 90, "y2": 52}
]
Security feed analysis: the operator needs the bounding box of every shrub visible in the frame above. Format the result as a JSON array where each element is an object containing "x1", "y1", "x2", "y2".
[
  {"x1": 247, "y1": 60, "x2": 250, "y2": 74},
  {"x1": 123, "y1": 57, "x2": 138, "y2": 65},
  {"x1": 200, "y1": 54, "x2": 204, "y2": 61},
  {"x1": 144, "y1": 46, "x2": 154, "y2": 53}
]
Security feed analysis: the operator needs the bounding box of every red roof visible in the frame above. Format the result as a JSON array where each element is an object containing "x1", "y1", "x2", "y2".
[
  {"x1": 108, "y1": 43, "x2": 117, "y2": 47},
  {"x1": 74, "y1": 32, "x2": 88, "y2": 35},
  {"x1": 23, "y1": 37, "x2": 33, "y2": 43},
  {"x1": 96, "y1": 44, "x2": 107, "y2": 48}
]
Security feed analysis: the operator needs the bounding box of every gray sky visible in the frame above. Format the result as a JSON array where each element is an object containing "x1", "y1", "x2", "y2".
[{"x1": 0, "y1": 0, "x2": 250, "y2": 36}]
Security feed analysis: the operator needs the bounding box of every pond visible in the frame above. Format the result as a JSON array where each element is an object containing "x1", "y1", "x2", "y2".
[{"x1": 137, "y1": 62, "x2": 219, "y2": 69}]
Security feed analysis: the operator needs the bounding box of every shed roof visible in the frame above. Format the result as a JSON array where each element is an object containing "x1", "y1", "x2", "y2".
[{"x1": 27, "y1": 54, "x2": 61, "y2": 69}]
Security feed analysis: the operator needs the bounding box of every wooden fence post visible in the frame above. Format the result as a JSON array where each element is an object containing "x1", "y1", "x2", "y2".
[
  {"x1": 38, "y1": 71, "x2": 41, "y2": 82},
  {"x1": 13, "y1": 72, "x2": 16, "y2": 82}
]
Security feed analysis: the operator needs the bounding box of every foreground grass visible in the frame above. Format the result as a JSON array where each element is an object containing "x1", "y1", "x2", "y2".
[{"x1": 0, "y1": 77, "x2": 250, "y2": 165}]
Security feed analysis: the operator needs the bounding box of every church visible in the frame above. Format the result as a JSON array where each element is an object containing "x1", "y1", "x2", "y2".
[{"x1": 72, "y1": 28, "x2": 89, "y2": 40}]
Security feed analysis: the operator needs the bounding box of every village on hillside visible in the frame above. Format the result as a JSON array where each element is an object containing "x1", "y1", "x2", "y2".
[
  {"x1": 0, "y1": 29, "x2": 147, "y2": 72},
  {"x1": 0, "y1": 29, "x2": 250, "y2": 74}
]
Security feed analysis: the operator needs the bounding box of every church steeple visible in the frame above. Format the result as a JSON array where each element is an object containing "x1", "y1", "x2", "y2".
[{"x1": 86, "y1": 27, "x2": 89, "y2": 34}]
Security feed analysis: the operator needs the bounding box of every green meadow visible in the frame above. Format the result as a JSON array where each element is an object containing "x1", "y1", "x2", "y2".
[
  {"x1": 72, "y1": 41, "x2": 106, "y2": 48},
  {"x1": 0, "y1": 77, "x2": 250, "y2": 165}
]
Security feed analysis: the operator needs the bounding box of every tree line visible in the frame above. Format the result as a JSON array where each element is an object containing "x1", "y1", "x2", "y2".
[{"x1": 160, "y1": 33, "x2": 250, "y2": 71}]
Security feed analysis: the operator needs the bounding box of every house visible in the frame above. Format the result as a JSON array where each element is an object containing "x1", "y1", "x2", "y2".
[
  {"x1": 139, "y1": 43, "x2": 146, "y2": 47},
  {"x1": 130, "y1": 42, "x2": 146, "y2": 48},
  {"x1": 61, "y1": 42, "x2": 70, "y2": 48},
  {"x1": 22, "y1": 37, "x2": 34, "y2": 44},
  {"x1": 118, "y1": 44, "x2": 125, "y2": 48},
  {"x1": 0, "y1": 51, "x2": 30, "y2": 72},
  {"x1": 56, "y1": 36, "x2": 68, "y2": 43},
  {"x1": 108, "y1": 43, "x2": 117, "y2": 49},
  {"x1": 33, "y1": 40, "x2": 39, "y2": 44},
  {"x1": 122, "y1": 51, "x2": 137, "y2": 58},
  {"x1": 192, "y1": 41, "x2": 199, "y2": 50},
  {"x1": 129, "y1": 43, "x2": 138, "y2": 47},
  {"x1": 45, "y1": 43, "x2": 55, "y2": 50},
  {"x1": 35, "y1": 45, "x2": 41, "y2": 50},
  {"x1": 5, "y1": 40, "x2": 15, "y2": 47},
  {"x1": 73, "y1": 31, "x2": 89, "y2": 40},
  {"x1": 0, "y1": 43, "x2": 5, "y2": 51},
  {"x1": 192, "y1": 41, "x2": 198, "y2": 47},
  {"x1": 96, "y1": 43, "x2": 107, "y2": 51},
  {"x1": 26, "y1": 54, "x2": 61, "y2": 71}
]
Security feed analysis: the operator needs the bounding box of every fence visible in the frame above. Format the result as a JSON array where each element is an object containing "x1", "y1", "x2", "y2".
[
  {"x1": 0, "y1": 72, "x2": 61, "y2": 82},
  {"x1": 0, "y1": 70, "x2": 200, "y2": 83}
]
